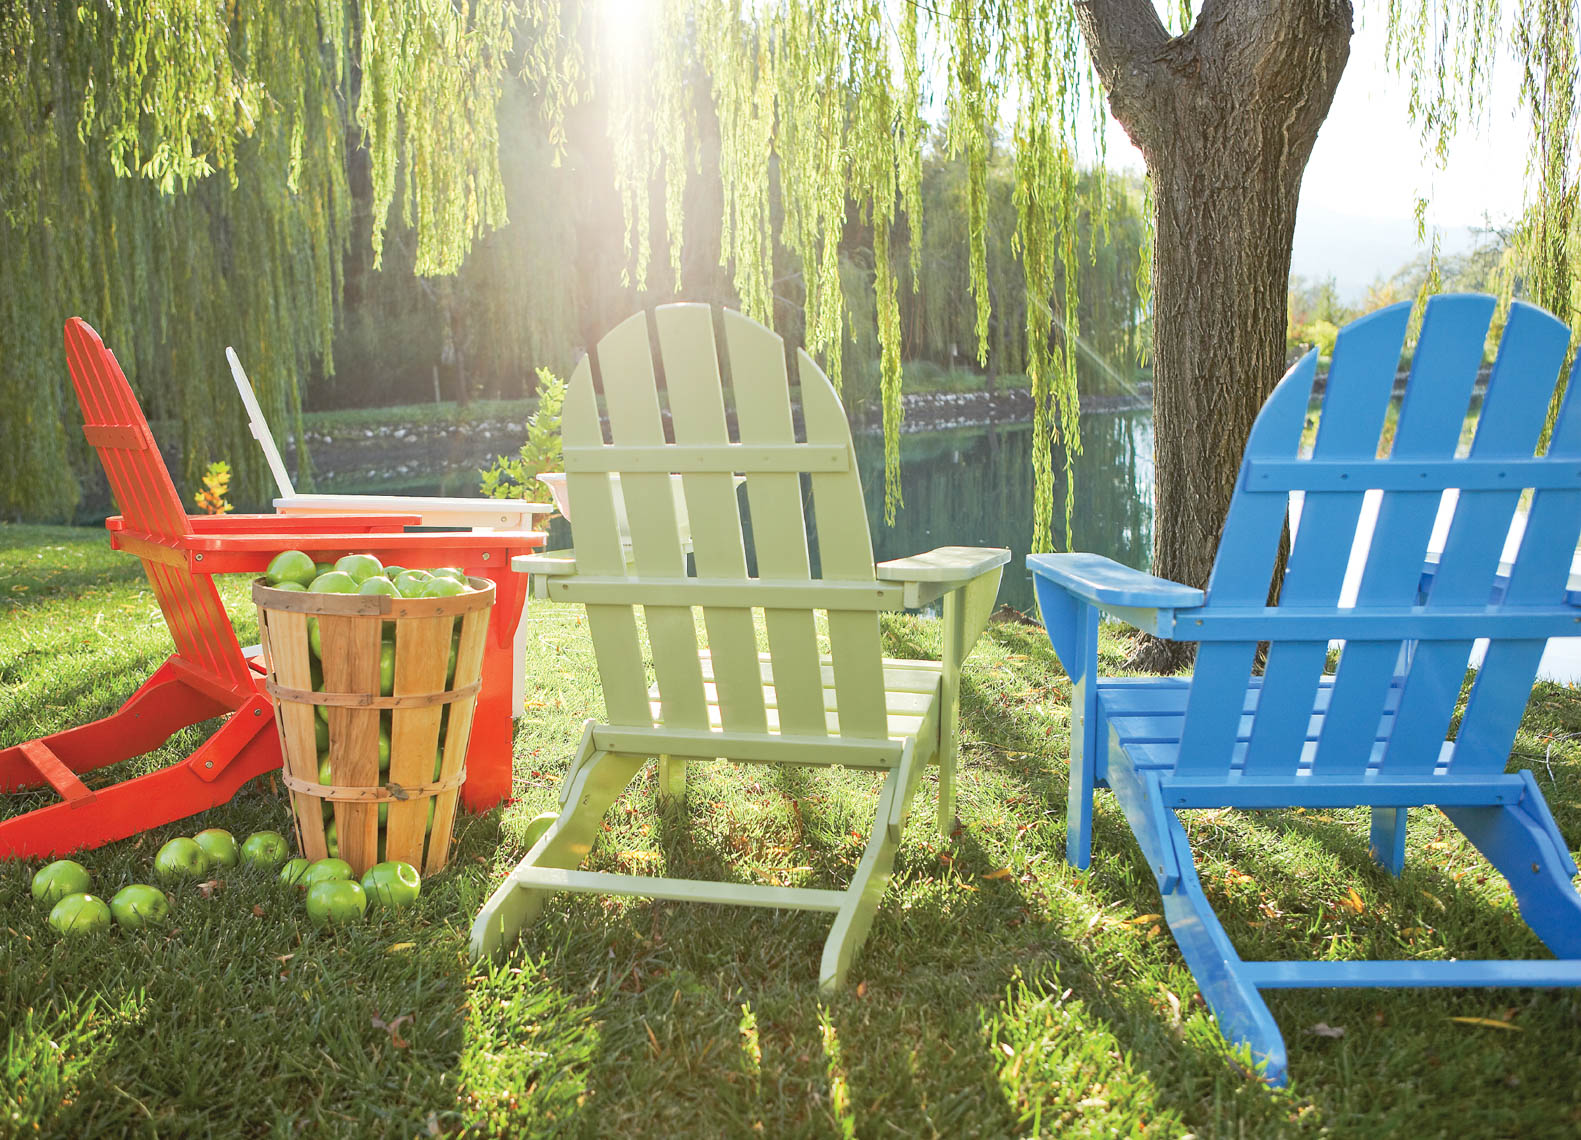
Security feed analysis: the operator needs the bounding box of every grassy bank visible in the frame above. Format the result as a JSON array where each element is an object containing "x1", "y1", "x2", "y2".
[{"x1": 4, "y1": 523, "x2": 1581, "y2": 1137}]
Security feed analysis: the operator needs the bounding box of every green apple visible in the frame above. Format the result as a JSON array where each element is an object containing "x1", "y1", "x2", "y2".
[
  {"x1": 383, "y1": 565, "x2": 406, "y2": 579},
  {"x1": 154, "y1": 837, "x2": 213, "y2": 880},
  {"x1": 427, "y1": 798, "x2": 437, "y2": 834},
  {"x1": 193, "y1": 828, "x2": 238, "y2": 868},
  {"x1": 308, "y1": 617, "x2": 322, "y2": 659},
  {"x1": 240, "y1": 831, "x2": 290, "y2": 868},
  {"x1": 392, "y1": 570, "x2": 432, "y2": 598},
  {"x1": 379, "y1": 726, "x2": 392, "y2": 774},
  {"x1": 318, "y1": 751, "x2": 334, "y2": 785},
  {"x1": 314, "y1": 561, "x2": 335, "y2": 576},
  {"x1": 433, "y1": 748, "x2": 445, "y2": 781},
  {"x1": 305, "y1": 879, "x2": 367, "y2": 925},
  {"x1": 323, "y1": 821, "x2": 339, "y2": 859},
  {"x1": 109, "y1": 884, "x2": 169, "y2": 928},
  {"x1": 279, "y1": 857, "x2": 310, "y2": 886},
  {"x1": 379, "y1": 642, "x2": 396, "y2": 696},
  {"x1": 315, "y1": 716, "x2": 329, "y2": 751},
  {"x1": 272, "y1": 581, "x2": 307, "y2": 592},
  {"x1": 31, "y1": 859, "x2": 91, "y2": 905},
  {"x1": 334, "y1": 553, "x2": 384, "y2": 584},
  {"x1": 308, "y1": 570, "x2": 358, "y2": 595},
  {"x1": 422, "y1": 576, "x2": 465, "y2": 599},
  {"x1": 265, "y1": 549, "x2": 317, "y2": 587},
  {"x1": 302, "y1": 857, "x2": 353, "y2": 885},
  {"x1": 377, "y1": 801, "x2": 389, "y2": 827},
  {"x1": 446, "y1": 637, "x2": 458, "y2": 687},
  {"x1": 430, "y1": 566, "x2": 465, "y2": 581},
  {"x1": 359, "y1": 575, "x2": 399, "y2": 598},
  {"x1": 361, "y1": 861, "x2": 421, "y2": 909},
  {"x1": 522, "y1": 811, "x2": 558, "y2": 849},
  {"x1": 48, "y1": 893, "x2": 111, "y2": 936},
  {"x1": 316, "y1": 701, "x2": 329, "y2": 724}
]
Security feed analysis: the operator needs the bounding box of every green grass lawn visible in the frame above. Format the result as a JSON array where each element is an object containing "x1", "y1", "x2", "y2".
[{"x1": 4, "y1": 523, "x2": 1581, "y2": 1137}]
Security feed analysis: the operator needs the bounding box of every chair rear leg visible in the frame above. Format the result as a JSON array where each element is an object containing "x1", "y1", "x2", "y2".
[
  {"x1": 1158, "y1": 811, "x2": 1290, "y2": 1086},
  {"x1": 471, "y1": 749, "x2": 648, "y2": 960},
  {"x1": 0, "y1": 661, "x2": 230, "y2": 791},
  {"x1": 0, "y1": 699, "x2": 279, "y2": 858},
  {"x1": 1368, "y1": 808, "x2": 1408, "y2": 876},
  {"x1": 1444, "y1": 798, "x2": 1581, "y2": 958}
]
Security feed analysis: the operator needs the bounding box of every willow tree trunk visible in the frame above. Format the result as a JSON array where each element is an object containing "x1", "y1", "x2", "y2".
[{"x1": 1075, "y1": 0, "x2": 1352, "y2": 669}]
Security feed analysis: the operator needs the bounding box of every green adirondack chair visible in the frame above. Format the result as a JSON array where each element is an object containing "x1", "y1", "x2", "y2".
[{"x1": 471, "y1": 304, "x2": 1008, "y2": 989}]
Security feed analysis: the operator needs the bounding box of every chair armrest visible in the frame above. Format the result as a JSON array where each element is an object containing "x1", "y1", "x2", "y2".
[
  {"x1": 876, "y1": 546, "x2": 1011, "y2": 608},
  {"x1": 1026, "y1": 553, "x2": 1202, "y2": 609},
  {"x1": 513, "y1": 549, "x2": 576, "y2": 573},
  {"x1": 184, "y1": 512, "x2": 420, "y2": 534},
  {"x1": 275, "y1": 494, "x2": 552, "y2": 530}
]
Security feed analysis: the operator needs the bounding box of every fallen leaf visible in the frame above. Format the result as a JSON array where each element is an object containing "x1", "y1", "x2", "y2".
[
  {"x1": 856, "y1": 980, "x2": 867, "y2": 999},
  {"x1": 251, "y1": 904, "x2": 266, "y2": 918},
  {"x1": 1449, "y1": 1017, "x2": 1523, "y2": 1032},
  {"x1": 372, "y1": 1011, "x2": 414, "y2": 1049},
  {"x1": 1338, "y1": 887, "x2": 1365, "y2": 914},
  {"x1": 982, "y1": 867, "x2": 1013, "y2": 881},
  {"x1": 197, "y1": 879, "x2": 224, "y2": 898},
  {"x1": 1306, "y1": 1022, "x2": 1346, "y2": 1038},
  {"x1": 998, "y1": 1041, "x2": 1015, "y2": 1058},
  {"x1": 388, "y1": 942, "x2": 415, "y2": 953}
]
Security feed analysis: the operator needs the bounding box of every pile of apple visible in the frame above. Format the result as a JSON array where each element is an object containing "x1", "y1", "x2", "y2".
[
  {"x1": 265, "y1": 550, "x2": 479, "y2": 865},
  {"x1": 30, "y1": 827, "x2": 421, "y2": 936}
]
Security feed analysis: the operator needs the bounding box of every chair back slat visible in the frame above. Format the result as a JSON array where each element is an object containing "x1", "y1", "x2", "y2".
[
  {"x1": 1382, "y1": 300, "x2": 1572, "y2": 775},
  {"x1": 800, "y1": 348, "x2": 887, "y2": 738},
  {"x1": 596, "y1": 313, "x2": 711, "y2": 732},
  {"x1": 1452, "y1": 358, "x2": 1581, "y2": 769},
  {"x1": 562, "y1": 350, "x2": 652, "y2": 726},
  {"x1": 1174, "y1": 352, "x2": 1315, "y2": 776},
  {"x1": 655, "y1": 304, "x2": 767, "y2": 734},
  {"x1": 1310, "y1": 295, "x2": 1494, "y2": 777},
  {"x1": 722, "y1": 311, "x2": 829, "y2": 737},
  {"x1": 62, "y1": 318, "x2": 251, "y2": 692},
  {"x1": 226, "y1": 348, "x2": 297, "y2": 498},
  {"x1": 1242, "y1": 304, "x2": 1411, "y2": 778}
]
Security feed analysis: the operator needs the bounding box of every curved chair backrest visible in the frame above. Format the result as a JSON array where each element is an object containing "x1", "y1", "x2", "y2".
[
  {"x1": 63, "y1": 318, "x2": 252, "y2": 693},
  {"x1": 563, "y1": 304, "x2": 890, "y2": 739},
  {"x1": 1178, "y1": 294, "x2": 1581, "y2": 784}
]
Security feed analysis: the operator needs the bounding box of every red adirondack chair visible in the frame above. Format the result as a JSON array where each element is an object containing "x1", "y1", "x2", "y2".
[{"x1": 0, "y1": 319, "x2": 545, "y2": 858}]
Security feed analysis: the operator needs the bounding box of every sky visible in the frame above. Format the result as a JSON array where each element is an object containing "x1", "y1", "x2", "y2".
[{"x1": 1097, "y1": 11, "x2": 1532, "y2": 299}]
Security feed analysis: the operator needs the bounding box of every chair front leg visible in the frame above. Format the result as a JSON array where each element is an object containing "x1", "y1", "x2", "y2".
[{"x1": 1031, "y1": 576, "x2": 1101, "y2": 870}]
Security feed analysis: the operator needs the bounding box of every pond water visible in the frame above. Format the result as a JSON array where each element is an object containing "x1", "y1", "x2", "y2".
[{"x1": 851, "y1": 412, "x2": 1155, "y2": 613}]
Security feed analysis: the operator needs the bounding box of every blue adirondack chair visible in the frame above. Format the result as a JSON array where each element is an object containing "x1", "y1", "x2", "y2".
[{"x1": 1029, "y1": 294, "x2": 1581, "y2": 1086}]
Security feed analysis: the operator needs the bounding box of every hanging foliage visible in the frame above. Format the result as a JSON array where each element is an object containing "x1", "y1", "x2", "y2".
[{"x1": 2, "y1": 0, "x2": 1577, "y2": 558}]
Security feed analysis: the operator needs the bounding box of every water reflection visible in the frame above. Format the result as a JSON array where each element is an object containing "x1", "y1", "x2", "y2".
[{"x1": 851, "y1": 412, "x2": 1154, "y2": 612}]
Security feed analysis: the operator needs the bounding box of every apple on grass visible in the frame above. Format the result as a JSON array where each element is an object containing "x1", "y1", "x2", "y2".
[
  {"x1": 279, "y1": 858, "x2": 310, "y2": 886},
  {"x1": 305, "y1": 879, "x2": 367, "y2": 925},
  {"x1": 193, "y1": 828, "x2": 238, "y2": 868},
  {"x1": 31, "y1": 859, "x2": 91, "y2": 905},
  {"x1": 302, "y1": 857, "x2": 353, "y2": 885},
  {"x1": 109, "y1": 884, "x2": 169, "y2": 928},
  {"x1": 361, "y1": 861, "x2": 421, "y2": 908},
  {"x1": 155, "y1": 837, "x2": 213, "y2": 880},
  {"x1": 49, "y1": 893, "x2": 112, "y2": 936},
  {"x1": 240, "y1": 831, "x2": 290, "y2": 868}
]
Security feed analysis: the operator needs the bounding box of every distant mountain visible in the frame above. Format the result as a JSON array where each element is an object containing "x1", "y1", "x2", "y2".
[{"x1": 1291, "y1": 204, "x2": 1483, "y2": 301}]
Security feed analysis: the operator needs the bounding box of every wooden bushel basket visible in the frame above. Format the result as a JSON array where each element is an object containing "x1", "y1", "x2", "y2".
[{"x1": 253, "y1": 577, "x2": 495, "y2": 876}]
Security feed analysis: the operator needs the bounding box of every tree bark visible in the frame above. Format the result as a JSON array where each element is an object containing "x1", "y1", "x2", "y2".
[{"x1": 1074, "y1": 0, "x2": 1352, "y2": 669}]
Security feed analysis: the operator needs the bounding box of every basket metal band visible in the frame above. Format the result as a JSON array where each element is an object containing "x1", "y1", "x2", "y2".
[
  {"x1": 280, "y1": 768, "x2": 468, "y2": 802},
  {"x1": 264, "y1": 678, "x2": 481, "y2": 709}
]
